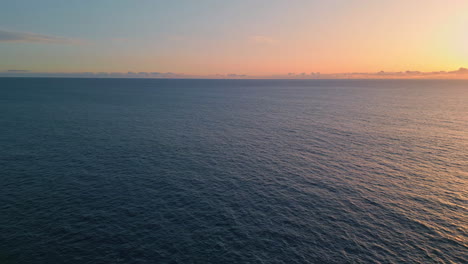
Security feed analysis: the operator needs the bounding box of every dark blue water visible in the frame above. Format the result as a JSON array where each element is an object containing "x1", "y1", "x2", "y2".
[{"x1": 1, "y1": 78, "x2": 467, "y2": 263}]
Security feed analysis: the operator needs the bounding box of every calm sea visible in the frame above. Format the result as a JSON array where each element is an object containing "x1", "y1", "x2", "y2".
[{"x1": 0, "y1": 78, "x2": 467, "y2": 263}]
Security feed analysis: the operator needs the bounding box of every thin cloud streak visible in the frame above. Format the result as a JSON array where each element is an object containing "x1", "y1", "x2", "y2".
[{"x1": 0, "y1": 30, "x2": 84, "y2": 44}]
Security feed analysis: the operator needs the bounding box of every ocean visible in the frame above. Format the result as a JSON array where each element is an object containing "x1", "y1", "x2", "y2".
[{"x1": 0, "y1": 78, "x2": 466, "y2": 263}]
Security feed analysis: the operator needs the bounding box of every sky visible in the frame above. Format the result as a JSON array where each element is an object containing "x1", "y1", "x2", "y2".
[{"x1": 1, "y1": 0, "x2": 468, "y2": 78}]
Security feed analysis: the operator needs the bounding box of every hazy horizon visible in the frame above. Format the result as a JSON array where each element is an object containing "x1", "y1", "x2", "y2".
[{"x1": 1, "y1": 67, "x2": 468, "y2": 79}]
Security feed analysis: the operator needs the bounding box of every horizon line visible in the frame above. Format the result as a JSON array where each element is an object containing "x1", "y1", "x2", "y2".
[
  {"x1": 1, "y1": 67, "x2": 468, "y2": 80},
  {"x1": 2, "y1": 76, "x2": 468, "y2": 81}
]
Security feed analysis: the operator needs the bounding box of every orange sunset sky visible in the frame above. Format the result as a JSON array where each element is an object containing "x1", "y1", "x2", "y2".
[{"x1": 1, "y1": 0, "x2": 467, "y2": 78}]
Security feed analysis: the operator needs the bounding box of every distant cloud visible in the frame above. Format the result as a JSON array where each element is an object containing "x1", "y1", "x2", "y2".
[
  {"x1": 227, "y1": 74, "x2": 247, "y2": 78},
  {"x1": 249, "y1": 35, "x2": 277, "y2": 45},
  {"x1": 0, "y1": 30, "x2": 83, "y2": 44},
  {"x1": 270, "y1": 68, "x2": 468, "y2": 79},
  {"x1": 7, "y1": 69, "x2": 29, "y2": 73},
  {"x1": 0, "y1": 71, "x2": 189, "y2": 78},
  {"x1": 449, "y1": 67, "x2": 468, "y2": 74}
]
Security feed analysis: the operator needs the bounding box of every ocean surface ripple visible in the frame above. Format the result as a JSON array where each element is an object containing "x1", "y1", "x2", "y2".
[{"x1": 0, "y1": 78, "x2": 467, "y2": 263}]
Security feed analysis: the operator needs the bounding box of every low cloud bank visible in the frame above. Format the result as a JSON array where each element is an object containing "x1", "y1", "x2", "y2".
[
  {"x1": 266, "y1": 68, "x2": 468, "y2": 79},
  {"x1": 1, "y1": 68, "x2": 467, "y2": 79},
  {"x1": 267, "y1": 68, "x2": 468, "y2": 79},
  {"x1": 0, "y1": 71, "x2": 191, "y2": 78}
]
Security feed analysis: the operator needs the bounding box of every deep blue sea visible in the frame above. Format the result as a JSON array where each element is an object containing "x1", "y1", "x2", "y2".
[{"x1": 0, "y1": 78, "x2": 467, "y2": 263}]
